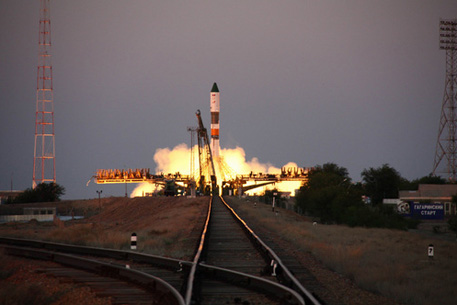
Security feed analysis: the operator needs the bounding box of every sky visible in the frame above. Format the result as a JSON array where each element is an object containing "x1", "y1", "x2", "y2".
[{"x1": 1, "y1": 0, "x2": 456, "y2": 199}]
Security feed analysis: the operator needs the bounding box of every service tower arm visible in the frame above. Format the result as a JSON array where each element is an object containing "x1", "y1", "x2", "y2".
[{"x1": 195, "y1": 109, "x2": 217, "y2": 194}]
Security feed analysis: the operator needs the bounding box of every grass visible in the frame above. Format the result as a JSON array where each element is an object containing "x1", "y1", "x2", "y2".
[
  {"x1": 0, "y1": 283, "x2": 51, "y2": 305},
  {"x1": 53, "y1": 197, "x2": 206, "y2": 259},
  {"x1": 0, "y1": 196, "x2": 208, "y2": 261},
  {"x1": 0, "y1": 197, "x2": 207, "y2": 305},
  {"x1": 0, "y1": 250, "x2": 113, "y2": 305},
  {"x1": 43, "y1": 223, "x2": 131, "y2": 249},
  {"x1": 0, "y1": 250, "x2": 14, "y2": 280},
  {"x1": 0, "y1": 251, "x2": 53, "y2": 305},
  {"x1": 226, "y1": 197, "x2": 457, "y2": 305}
]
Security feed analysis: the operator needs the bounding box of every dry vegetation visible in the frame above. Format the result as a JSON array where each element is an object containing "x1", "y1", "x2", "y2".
[
  {"x1": 2, "y1": 195, "x2": 456, "y2": 304},
  {"x1": 0, "y1": 196, "x2": 209, "y2": 304},
  {"x1": 226, "y1": 197, "x2": 457, "y2": 305},
  {"x1": 0, "y1": 249, "x2": 112, "y2": 305},
  {"x1": 0, "y1": 196, "x2": 209, "y2": 260}
]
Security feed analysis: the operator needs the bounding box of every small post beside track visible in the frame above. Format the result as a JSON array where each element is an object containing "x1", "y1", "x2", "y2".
[{"x1": 131, "y1": 233, "x2": 137, "y2": 250}]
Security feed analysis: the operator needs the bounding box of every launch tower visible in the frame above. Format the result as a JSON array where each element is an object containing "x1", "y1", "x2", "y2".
[{"x1": 33, "y1": 0, "x2": 56, "y2": 188}]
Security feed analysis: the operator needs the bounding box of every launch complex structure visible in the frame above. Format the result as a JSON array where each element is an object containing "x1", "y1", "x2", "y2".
[{"x1": 93, "y1": 83, "x2": 309, "y2": 196}]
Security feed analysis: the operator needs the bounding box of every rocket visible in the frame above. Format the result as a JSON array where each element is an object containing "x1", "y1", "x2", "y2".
[{"x1": 210, "y1": 82, "x2": 220, "y2": 157}]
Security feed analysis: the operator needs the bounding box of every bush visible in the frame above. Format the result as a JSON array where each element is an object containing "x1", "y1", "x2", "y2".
[
  {"x1": 259, "y1": 189, "x2": 286, "y2": 207},
  {"x1": 12, "y1": 183, "x2": 65, "y2": 203},
  {"x1": 449, "y1": 215, "x2": 457, "y2": 234},
  {"x1": 341, "y1": 204, "x2": 416, "y2": 230},
  {"x1": 296, "y1": 162, "x2": 418, "y2": 230}
]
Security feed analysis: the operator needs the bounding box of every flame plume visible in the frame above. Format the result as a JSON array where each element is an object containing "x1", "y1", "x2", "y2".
[{"x1": 131, "y1": 144, "x2": 303, "y2": 197}]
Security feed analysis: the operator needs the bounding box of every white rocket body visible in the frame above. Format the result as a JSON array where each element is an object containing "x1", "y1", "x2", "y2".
[{"x1": 210, "y1": 83, "x2": 220, "y2": 157}]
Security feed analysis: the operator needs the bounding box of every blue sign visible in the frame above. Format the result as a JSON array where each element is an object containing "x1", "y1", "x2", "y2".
[{"x1": 411, "y1": 203, "x2": 444, "y2": 220}]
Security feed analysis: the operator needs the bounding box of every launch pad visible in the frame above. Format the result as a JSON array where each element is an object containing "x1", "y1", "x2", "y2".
[
  {"x1": 93, "y1": 166, "x2": 308, "y2": 196},
  {"x1": 91, "y1": 83, "x2": 309, "y2": 195}
]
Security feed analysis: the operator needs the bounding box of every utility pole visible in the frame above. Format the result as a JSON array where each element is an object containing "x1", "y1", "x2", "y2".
[
  {"x1": 96, "y1": 190, "x2": 103, "y2": 209},
  {"x1": 433, "y1": 19, "x2": 457, "y2": 181},
  {"x1": 33, "y1": 0, "x2": 56, "y2": 188}
]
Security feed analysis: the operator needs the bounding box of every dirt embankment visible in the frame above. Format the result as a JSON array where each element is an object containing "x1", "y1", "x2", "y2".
[
  {"x1": 0, "y1": 196, "x2": 209, "y2": 305},
  {"x1": 4, "y1": 196, "x2": 456, "y2": 305},
  {"x1": 0, "y1": 251, "x2": 112, "y2": 305},
  {"x1": 0, "y1": 196, "x2": 209, "y2": 258},
  {"x1": 225, "y1": 196, "x2": 457, "y2": 305}
]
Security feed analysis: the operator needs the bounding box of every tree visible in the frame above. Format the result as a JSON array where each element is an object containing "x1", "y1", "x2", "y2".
[
  {"x1": 306, "y1": 163, "x2": 350, "y2": 189},
  {"x1": 261, "y1": 189, "x2": 286, "y2": 207},
  {"x1": 13, "y1": 183, "x2": 65, "y2": 203},
  {"x1": 362, "y1": 164, "x2": 403, "y2": 205},
  {"x1": 296, "y1": 163, "x2": 363, "y2": 223},
  {"x1": 296, "y1": 162, "x2": 415, "y2": 229},
  {"x1": 406, "y1": 174, "x2": 447, "y2": 190}
]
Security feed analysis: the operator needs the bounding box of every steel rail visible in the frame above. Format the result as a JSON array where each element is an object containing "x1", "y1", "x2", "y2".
[
  {"x1": 220, "y1": 196, "x2": 322, "y2": 305},
  {"x1": 199, "y1": 263, "x2": 305, "y2": 303},
  {"x1": 2, "y1": 244, "x2": 185, "y2": 305},
  {"x1": 184, "y1": 195, "x2": 212, "y2": 304},
  {"x1": 0, "y1": 236, "x2": 192, "y2": 272},
  {"x1": 187, "y1": 196, "x2": 306, "y2": 305}
]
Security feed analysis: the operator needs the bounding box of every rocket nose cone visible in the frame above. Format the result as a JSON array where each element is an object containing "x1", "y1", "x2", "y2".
[{"x1": 211, "y1": 83, "x2": 219, "y2": 93}]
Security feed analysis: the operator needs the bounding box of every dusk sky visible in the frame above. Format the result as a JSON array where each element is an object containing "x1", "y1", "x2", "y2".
[{"x1": 1, "y1": 1, "x2": 456, "y2": 199}]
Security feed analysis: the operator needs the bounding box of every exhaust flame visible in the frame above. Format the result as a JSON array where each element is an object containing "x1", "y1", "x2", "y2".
[{"x1": 131, "y1": 143, "x2": 303, "y2": 197}]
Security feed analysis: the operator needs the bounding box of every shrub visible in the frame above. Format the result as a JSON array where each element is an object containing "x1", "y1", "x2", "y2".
[
  {"x1": 12, "y1": 183, "x2": 65, "y2": 203},
  {"x1": 338, "y1": 204, "x2": 415, "y2": 230}
]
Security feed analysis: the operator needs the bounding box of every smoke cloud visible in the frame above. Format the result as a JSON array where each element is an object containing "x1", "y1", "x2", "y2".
[{"x1": 131, "y1": 143, "x2": 302, "y2": 197}]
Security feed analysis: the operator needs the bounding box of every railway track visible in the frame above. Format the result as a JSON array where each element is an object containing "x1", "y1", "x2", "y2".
[
  {"x1": 190, "y1": 196, "x2": 321, "y2": 305},
  {"x1": 193, "y1": 196, "x2": 294, "y2": 304},
  {"x1": 0, "y1": 196, "x2": 322, "y2": 305},
  {"x1": 1, "y1": 243, "x2": 185, "y2": 305}
]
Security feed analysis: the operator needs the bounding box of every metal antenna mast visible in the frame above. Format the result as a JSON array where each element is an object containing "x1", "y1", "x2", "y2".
[
  {"x1": 433, "y1": 19, "x2": 457, "y2": 181},
  {"x1": 33, "y1": 0, "x2": 56, "y2": 188}
]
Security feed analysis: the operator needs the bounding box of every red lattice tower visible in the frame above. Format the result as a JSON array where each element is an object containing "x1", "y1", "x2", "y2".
[{"x1": 33, "y1": 0, "x2": 55, "y2": 188}]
